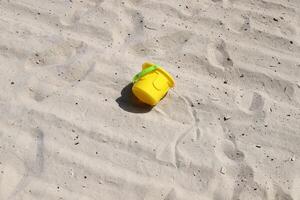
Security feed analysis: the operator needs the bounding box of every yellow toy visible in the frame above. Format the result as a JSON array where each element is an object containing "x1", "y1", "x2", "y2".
[{"x1": 132, "y1": 62, "x2": 175, "y2": 106}]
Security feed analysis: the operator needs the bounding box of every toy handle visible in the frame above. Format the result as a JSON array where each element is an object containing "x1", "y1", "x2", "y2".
[{"x1": 132, "y1": 65, "x2": 157, "y2": 83}]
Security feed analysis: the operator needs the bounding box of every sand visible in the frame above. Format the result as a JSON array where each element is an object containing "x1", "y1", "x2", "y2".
[{"x1": 0, "y1": 0, "x2": 300, "y2": 199}]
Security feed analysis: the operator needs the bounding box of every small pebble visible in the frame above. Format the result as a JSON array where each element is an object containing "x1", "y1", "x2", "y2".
[
  {"x1": 290, "y1": 155, "x2": 296, "y2": 161},
  {"x1": 220, "y1": 167, "x2": 226, "y2": 174},
  {"x1": 223, "y1": 116, "x2": 231, "y2": 121}
]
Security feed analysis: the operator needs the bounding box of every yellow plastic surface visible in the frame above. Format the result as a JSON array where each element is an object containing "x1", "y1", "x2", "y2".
[{"x1": 132, "y1": 62, "x2": 175, "y2": 106}]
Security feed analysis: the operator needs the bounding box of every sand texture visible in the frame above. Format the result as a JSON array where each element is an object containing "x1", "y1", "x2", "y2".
[{"x1": 0, "y1": 0, "x2": 300, "y2": 199}]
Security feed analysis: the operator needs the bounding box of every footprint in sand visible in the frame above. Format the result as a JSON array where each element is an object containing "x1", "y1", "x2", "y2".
[
  {"x1": 231, "y1": 164, "x2": 268, "y2": 200},
  {"x1": 224, "y1": 13, "x2": 252, "y2": 33},
  {"x1": 222, "y1": 143, "x2": 245, "y2": 162},
  {"x1": 59, "y1": 0, "x2": 99, "y2": 27},
  {"x1": 24, "y1": 40, "x2": 80, "y2": 69},
  {"x1": 60, "y1": 10, "x2": 82, "y2": 26},
  {"x1": 207, "y1": 40, "x2": 233, "y2": 71},
  {"x1": 275, "y1": 186, "x2": 294, "y2": 200},
  {"x1": 0, "y1": 152, "x2": 28, "y2": 199},
  {"x1": 0, "y1": 153, "x2": 27, "y2": 199},
  {"x1": 0, "y1": 129, "x2": 44, "y2": 199},
  {"x1": 24, "y1": 40, "x2": 94, "y2": 102},
  {"x1": 236, "y1": 91, "x2": 265, "y2": 114}
]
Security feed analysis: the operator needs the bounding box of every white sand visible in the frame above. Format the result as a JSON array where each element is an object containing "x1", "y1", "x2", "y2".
[{"x1": 0, "y1": 0, "x2": 300, "y2": 199}]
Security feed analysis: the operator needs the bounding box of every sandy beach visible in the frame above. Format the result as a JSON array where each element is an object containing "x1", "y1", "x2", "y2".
[{"x1": 0, "y1": 0, "x2": 300, "y2": 199}]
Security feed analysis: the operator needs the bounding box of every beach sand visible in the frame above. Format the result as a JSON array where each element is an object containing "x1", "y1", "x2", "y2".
[{"x1": 0, "y1": 0, "x2": 300, "y2": 199}]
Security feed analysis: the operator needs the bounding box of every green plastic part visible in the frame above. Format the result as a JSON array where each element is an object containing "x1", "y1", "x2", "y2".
[{"x1": 132, "y1": 65, "x2": 157, "y2": 83}]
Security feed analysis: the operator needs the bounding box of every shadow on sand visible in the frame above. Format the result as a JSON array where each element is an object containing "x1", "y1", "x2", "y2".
[{"x1": 116, "y1": 83, "x2": 153, "y2": 113}]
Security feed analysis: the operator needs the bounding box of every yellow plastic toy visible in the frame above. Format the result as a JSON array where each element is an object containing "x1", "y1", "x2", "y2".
[{"x1": 132, "y1": 62, "x2": 175, "y2": 106}]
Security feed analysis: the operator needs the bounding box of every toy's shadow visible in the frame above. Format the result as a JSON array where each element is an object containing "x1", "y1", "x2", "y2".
[{"x1": 116, "y1": 83, "x2": 152, "y2": 113}]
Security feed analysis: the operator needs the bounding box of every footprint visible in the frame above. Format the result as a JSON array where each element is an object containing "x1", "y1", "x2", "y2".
[
  {"x1": 29, "y1": 87, "x2": 48, "y2": 102},
  {"x1": 232, "y1": 165, "x2": 267, "y2": 200},
  {"x1": 25, "y1": 40, "x2": 80, "y2": 69},
  {"x1": 25, "y1": 58, "x2": 95, "y2": 103},
  {"x1": 224, "y1": 11, "x2": 253, "y2": 33},
  {"x1": 238, "y1": 165, "x2": 254, "y2": 181},
  {"x1": 175, "y1": 163, "x2": 216, "y2": 193},
  {"x1": 157, "y1": 92, "x2": 195, "y2": 124},
  {"x1": 240, "y1": 16, "x2": 251, "y2": 32},
  {"x1": 0, "y1": 153, "x2": 27, "y2": 200},
  {"x1": 206, "y1": 39, "x2": 240, "y2": 84},
  {"x1": 207, "y1": 40, "x2": 233, "y2": 71},
  {"x1": 279, "y1": 25, "x2": 296, "y2": 37},
  {"x1": 58, "y1": 0, "x2": 98, "y2": 27},
  {"x1": 223, "y1": 143, "x2": 245, "y2": 162},
  {"x1": 60, "y1": 10, "x2": 83, "y2": 26},
  {"x1": 275, "y1": 186, "x2": 293, "y2": 200},
  {"x1": 23, "y1": 41, "x2": 95, "y2": 102},
  {"x1": 0, "y1": 128, "x2": 45, "y2": 199},
  {"x1": 156, "y1": 143, "x2": 176, "y2": 166},
  {"x1": 249, "y1": 92, "x2": 264, "y2": 111},
  {"x1": 164, "y1": 189, "x2": 178, "y2": 200},
  {"x1": 236, "y1": 91, "x2": 264, "y2": 113}
]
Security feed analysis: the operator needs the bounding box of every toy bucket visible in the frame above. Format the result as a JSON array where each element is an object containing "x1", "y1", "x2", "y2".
[{"x1": 132, "y1": 62, "x2": 175, "y2": 106}]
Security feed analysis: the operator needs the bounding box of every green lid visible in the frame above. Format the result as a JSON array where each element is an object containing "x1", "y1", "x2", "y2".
[{"x1": 132, "y1": 65, "x2": 157, "y2": 83}]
